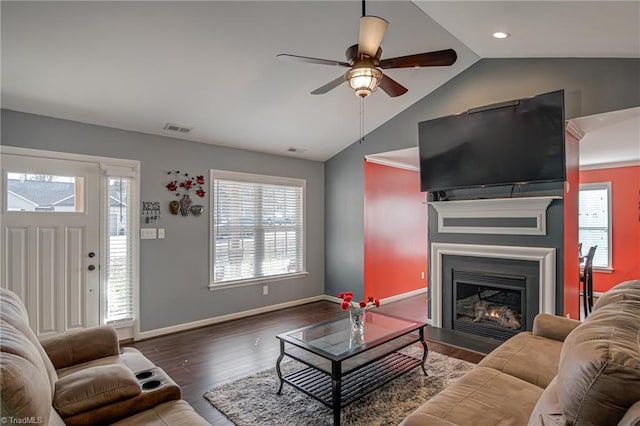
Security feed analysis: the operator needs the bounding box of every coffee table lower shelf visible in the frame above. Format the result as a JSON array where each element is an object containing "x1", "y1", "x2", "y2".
[{"x1": 281, "y1": 352, "x2": 423, "y2": 407}]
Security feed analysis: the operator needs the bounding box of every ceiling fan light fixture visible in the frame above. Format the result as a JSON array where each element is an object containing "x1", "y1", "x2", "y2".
[{"x1": 346, "y1": 66, "x2": 382, "y2": 98}]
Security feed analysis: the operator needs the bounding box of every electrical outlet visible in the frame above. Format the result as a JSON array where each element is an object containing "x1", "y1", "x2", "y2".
[
  {"x1": 262, "y1": 285, "x2": 269, "y2": 295},
  {"x1": 421, "y1": 271, "x2": 425, "y2": 280}
]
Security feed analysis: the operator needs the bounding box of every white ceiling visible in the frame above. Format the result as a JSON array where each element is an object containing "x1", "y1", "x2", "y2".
[{"x1": 1, "y1": 1, "x2": 639, "y2": 162}]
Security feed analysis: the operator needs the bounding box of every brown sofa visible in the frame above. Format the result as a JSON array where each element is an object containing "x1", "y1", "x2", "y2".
[
  {"x1": 401, "y1": 279, "x2": 640, "y2": 426},
  {"x1": 0, "y1": 287, "x2": 209, "y2": 425}
]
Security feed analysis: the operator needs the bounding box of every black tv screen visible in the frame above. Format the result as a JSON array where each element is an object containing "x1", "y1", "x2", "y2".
[{"x1": 418, "y1": 90, "x2": 566, "y2": 193}]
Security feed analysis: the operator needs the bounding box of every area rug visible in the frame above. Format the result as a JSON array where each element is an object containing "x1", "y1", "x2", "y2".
[{"x1": 204, "y1": 347, "x2": 474, "y2": 426}]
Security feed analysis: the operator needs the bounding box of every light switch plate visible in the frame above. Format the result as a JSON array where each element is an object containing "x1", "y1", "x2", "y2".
[
  {"x1": 141, "y1": 228, "x2": 157, "y2": 239},
  {"x1": 158, "y1": 228, "x2": 165, "y2": 239}
]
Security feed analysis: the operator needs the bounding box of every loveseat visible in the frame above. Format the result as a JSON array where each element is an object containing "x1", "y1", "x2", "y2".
[
  {"x1": 0, "y1": 287, "x2": 210, "y2": 425},
  {"x1": 401, "y1": 279, "x2": 640, "y2": 426}
]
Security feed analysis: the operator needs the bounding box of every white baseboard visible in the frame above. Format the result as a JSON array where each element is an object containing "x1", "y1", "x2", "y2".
[
  {"x1": 137, "y1": 295, "x2": 326, "y2": 340},
  {"x1": 380, "y1": 287, "x2": 428, "y2": 304},
  {"x1": 322, "y1": 287, "x2": 428, "y2": 306},
  {"x1": 137, "y1": 288, "x2": 429, "y2": 341}
]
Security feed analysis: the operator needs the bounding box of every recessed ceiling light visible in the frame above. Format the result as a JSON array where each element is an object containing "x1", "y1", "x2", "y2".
[{"x1": 492, "y1": 32, "x2": 511, "y2": 39}]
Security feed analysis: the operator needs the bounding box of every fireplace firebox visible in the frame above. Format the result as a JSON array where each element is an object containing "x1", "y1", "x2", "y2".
[
  {"x1": 453, "y1": 270, "x2": 525, "y2": 340},
  {"x1": 440, "y1": 254, "x2": 540, "y2": 342}
]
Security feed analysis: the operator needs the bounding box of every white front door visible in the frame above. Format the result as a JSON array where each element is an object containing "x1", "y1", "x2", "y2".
[{"x1": 2, "y1": 154, "x2": 100, "y2": 337}]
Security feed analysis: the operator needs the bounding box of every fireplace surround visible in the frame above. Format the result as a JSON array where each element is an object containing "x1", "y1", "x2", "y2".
[{"x1": 430, "y1": 243, "x2": 556, "y2": 330}]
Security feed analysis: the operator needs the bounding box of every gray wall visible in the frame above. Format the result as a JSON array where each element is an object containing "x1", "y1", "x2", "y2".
[
  {"x1": 1, "y1": 110, "x2": 325, "y2": 332},
  {"x1": 325, "y1": 58, "x2": 640, "y2": 298}
]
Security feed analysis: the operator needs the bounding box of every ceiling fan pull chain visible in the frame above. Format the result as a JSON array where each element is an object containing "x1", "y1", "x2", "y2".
[{"x1": 360, "y1": 97, "x2": 365, "y2": 143}]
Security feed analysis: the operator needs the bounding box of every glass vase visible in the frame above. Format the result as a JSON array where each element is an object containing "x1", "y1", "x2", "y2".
[{"x1": 349, "y1": 307, "x2": 365, "y2": 345}]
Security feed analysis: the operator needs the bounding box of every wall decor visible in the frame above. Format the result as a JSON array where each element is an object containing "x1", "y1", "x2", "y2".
[
  {"x1": 142, "y1": 201, "x2": 161, "y2": 223},
  {"x1": 165, "y1": 171, "x2": 206, "y2": 216}
]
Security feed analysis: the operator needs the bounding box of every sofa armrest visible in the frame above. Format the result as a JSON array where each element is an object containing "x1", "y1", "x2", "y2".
[
  {"x1": 532, "y1": 313, "x2": 581, "y2": 342},
  {"x1": 40, "y1": 325, "x2": 120, "y2": 369}
]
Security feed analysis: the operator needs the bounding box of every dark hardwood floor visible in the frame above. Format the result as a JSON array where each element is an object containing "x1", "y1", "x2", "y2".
[{"x1": 128, "y1": 294, "x2": 485, "y2": 424}]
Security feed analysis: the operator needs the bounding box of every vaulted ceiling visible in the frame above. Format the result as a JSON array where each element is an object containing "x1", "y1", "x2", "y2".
[{"x1": 2, "y1": 1, "x2": 639, "y2": 162}]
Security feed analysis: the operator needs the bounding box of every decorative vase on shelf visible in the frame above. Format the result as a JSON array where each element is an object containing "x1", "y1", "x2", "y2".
[
  {"x1": 349, "y1": 308, "x2": 365, "y2": 345},
  {"x1": 178, "y1": 194, "x2": 192, "y2": 216}
]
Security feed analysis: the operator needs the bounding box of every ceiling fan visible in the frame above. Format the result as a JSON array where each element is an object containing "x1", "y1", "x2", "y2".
[{"x1": 276, "y1": 0, "x2": 457, "y2": 98}]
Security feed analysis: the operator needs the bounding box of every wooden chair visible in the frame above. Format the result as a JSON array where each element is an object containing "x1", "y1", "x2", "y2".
[{"x1": 580, "y1": 245, "x2": 597, "y2": 317}]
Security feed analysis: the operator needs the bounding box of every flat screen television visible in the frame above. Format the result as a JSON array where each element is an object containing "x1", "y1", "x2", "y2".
[{"x1": 418, "y1": 89, "x2": 566, "y2": 193}]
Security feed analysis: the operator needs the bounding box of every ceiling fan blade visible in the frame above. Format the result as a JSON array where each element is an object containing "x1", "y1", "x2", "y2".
[
  {"x1": 358, "y1": 16, "x2": 388, "y2": 58},
  {"x1": 310, "y1": 75, "x2": 346, "y2": 95},
  {"x1": 379, "y1": 73, "x2": 408, "y2": 97},
  {"x1": 378, "y1": 49, "x2": 457, "y2": 69},
  {"x1": 276, "y1": 54, "x2": 350, "y2": 68}
]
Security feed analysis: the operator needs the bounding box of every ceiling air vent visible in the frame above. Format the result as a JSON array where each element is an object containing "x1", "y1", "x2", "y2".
[
  {"x1": 287, "y1": 147, "x2": 308, "y2": 154},
  {"x1": 163, "y1": 123, "x2": 193, "y2": 133}
]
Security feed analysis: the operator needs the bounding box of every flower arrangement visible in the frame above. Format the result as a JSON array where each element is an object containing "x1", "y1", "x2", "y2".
[
  {"x1": 165, "y1": 171, "x2": 206, "y2": 198},
  {"x1": 338, "y1": 291, "x2": 380, "y2": 311}
]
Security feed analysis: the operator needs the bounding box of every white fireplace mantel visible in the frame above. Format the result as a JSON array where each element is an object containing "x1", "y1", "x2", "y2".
[
  {"x1": 430, "y1": 243, "x2": 556, "y2": 328},
  {"x1": 429, "y1": 196, "x2": 561, "y2": 236}
]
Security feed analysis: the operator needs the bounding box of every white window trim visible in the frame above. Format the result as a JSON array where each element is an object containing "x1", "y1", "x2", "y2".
[
  {"x1": 209, "y1": 169, "x2": 307, "y2": 289},
  {"x1": 579, "y1": 181, "x2": 612, "y2": 270},
  {"x1": 0, "y1": 146, "x2": 141, "y2": 341}
]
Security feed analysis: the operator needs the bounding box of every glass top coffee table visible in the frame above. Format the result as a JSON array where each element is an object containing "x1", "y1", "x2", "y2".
[{"x1": 276, "y1": 311, "x2": 428, "y2": 426}]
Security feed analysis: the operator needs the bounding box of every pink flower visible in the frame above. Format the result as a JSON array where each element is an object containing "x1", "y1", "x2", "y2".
[
  {"x1": 359, "y1": 301, "x2": 367, "y2": 308},
  {"x1": 166, "y1": 182, "x2": 177, "y2": 192},
  {"x1": 374, "y1": 299, "x2": 380, "y2": 307},
  {"x1": 340, "y1": 301, "x2": 351, "y2": 311},
  {"x1": 182, "y1": 180, "x2": 193, "y2": 190},
  {"x1": 196, "y1": 189, "x2": 206, "y2": 198},
  {"x1": 195, "y1": 175, "x2": 205, "y2": 185}
]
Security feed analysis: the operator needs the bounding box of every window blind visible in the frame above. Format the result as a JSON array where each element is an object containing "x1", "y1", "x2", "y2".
[
  {"x1": 105, "y1": 176, "x2": 134, "y2": 323},
  {"x1": 578, "y1": 185, "x2": 610, "y2": 268},
  {"x1": 212, "y1": 171, "x2": 305, "y2": 285}
]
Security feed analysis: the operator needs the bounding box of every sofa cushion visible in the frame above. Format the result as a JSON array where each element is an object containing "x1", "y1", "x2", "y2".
[
  {"x1": 0, "y1": 287, "x2": 58, "y2": 393},
  {"x1": 400, "y1": 366, "x2": 544, "y2": 426},
  {"x1": 478, "y1": 332, "x2": 562, "y2": 388},
  {"x1": 528, "y1": 376, "x2": 565, "y2": 425},
  {"x1": 557, "y1": 299, "x2": 640, "y2": 425},
  {"x1": 617, "y1": 400, "x2": 640, "y2": 426},
  {"x1": 54, "y1": 364, "x2": 141, "y2": 417},
  {"x1": 110, "y1": 400, "x2": 210, "y2": 426},
  {"x1": 0, "y1": 346, "x2": 53, "y2": 422},
  {"x1": 592, "y1": 279, "x2": 640, "y2": 311}
]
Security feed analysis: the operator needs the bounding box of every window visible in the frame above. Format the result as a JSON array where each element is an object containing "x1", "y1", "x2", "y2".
[
  {"x1": 7, "y1": 172, "x2": 85, "y2": 212},
  {"x1": 578, "y1": 182, "x2": 611, "y2": 269},
  {"x1": 104, "y1": 175, "x2": 135, "y2": 323},
  {"x1": 211, "y1": 170, "x2": 305, "y2": 286}
]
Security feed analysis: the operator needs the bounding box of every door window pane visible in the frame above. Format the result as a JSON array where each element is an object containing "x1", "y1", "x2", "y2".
[
  {"x1": 7, "y1": 173, "x2": 85, "y2": 212},
  {"x1": 105, "y1": 177, "x2": 134, "y2": 323}
]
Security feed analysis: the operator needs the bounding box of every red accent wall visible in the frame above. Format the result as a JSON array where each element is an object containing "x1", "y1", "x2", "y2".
[
  {"x1": 579, "y1": 165, "x2": 640, "y2": 292},
  {"x1": 363, "y1": 161, "x2": 428, "y2": 299},
  {"x1": 563, "y1": 130, "x2": 581, "y2": 319}
]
